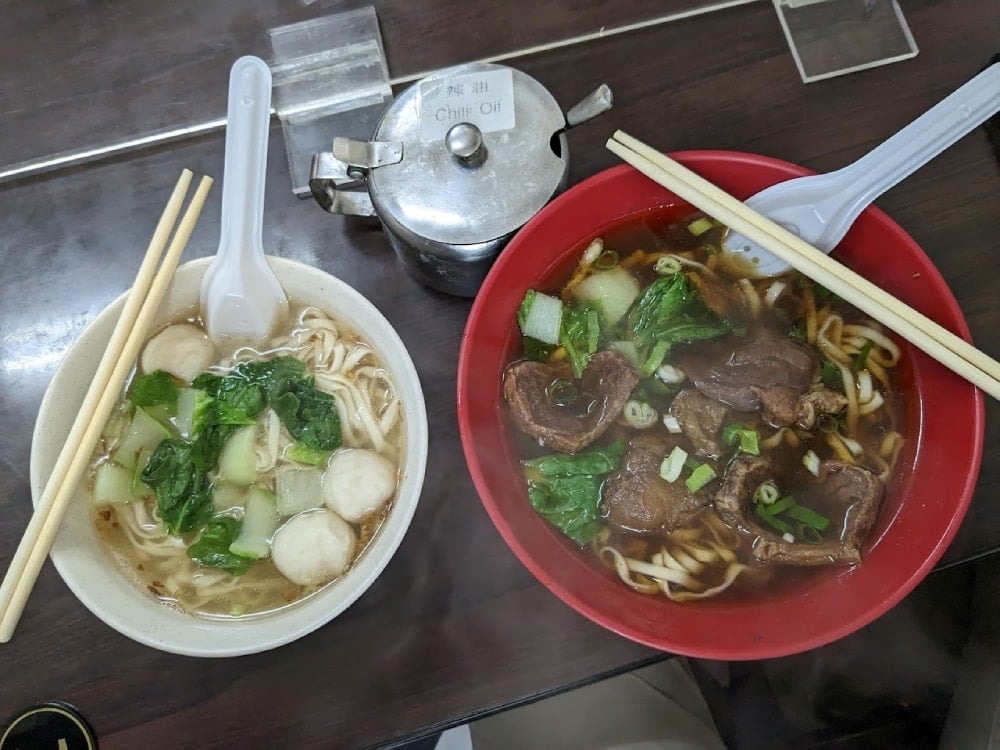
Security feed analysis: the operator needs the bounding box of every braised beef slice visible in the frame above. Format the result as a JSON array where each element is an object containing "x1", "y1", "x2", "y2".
[
  {"x1": 670, "y1": 389, "x2": 728, "y2": 458},
  {"x1": 713, "y1": 454, "x2": 773, "y2": 527},
  {"x1": 753, "y1": 461, "x2": 883, "y2": 566},
  {"x1": 503, "y1": 350, "x2": 639, "y2": 454},
  {"x1": 754, "y1": 386, "x2": 800, "y2": 428},
  {"x1": 603, "y1": 433, "x2": 710, "y2": 534},
  {"x1": 795, "y1": 388, "x2": 848, "y2": 429},
  {"x1": 757, "y1": 385, "x2": 848, "y2": 429},
  {"x1": 675, "y1": 333, "x2": 816, "y2": 412}
]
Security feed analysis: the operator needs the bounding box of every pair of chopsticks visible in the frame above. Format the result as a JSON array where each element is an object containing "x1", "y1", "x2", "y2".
[
  {"x1": 0, "y1": 170, "x2": 214, "y2": 642},
  {"x1": 607, "y1": 130, "x2": 1000, "y2": 402}
]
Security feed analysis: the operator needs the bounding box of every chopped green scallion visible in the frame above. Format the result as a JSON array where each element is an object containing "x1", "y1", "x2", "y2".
[
  {"x1": 786, "y1": 503, "x2": 830, "y2": 532},
  {"x1": 798, "y1": 525, "x2": 824, "y2": 544},
  {"x1": 756, "y1": 504, "x2": 793, "y2": 534},
  {"x1": 653, "y1": 255, "x2": 682, "y2": 275},
  {"x1": 853, "y1": 340, "x2": 875, "y2": 372},
  {"x1": 594, "y1": 250, "x2": 620, "y2": 270},
  {"x1": 546, "y1": 379, "x2": 578, "y2": 407},
  {"x1": 803, "y1": 449, "x2": 821, "y2": 477},
  {"x1": 687, "y1": 217, "x2": 714, "y2": 237},
  {"x1": 659, "y1": 446, "x2": 688, "y2": 483},
  {"x1": 721, "y1": 423, "x2": 760, "y2": 456},
  {"x1": 623, "y1": 400, "x2": 658, "y2": 429},
  {"x1": 685, "y1": 463, "x2": 717, "y2": 492},
  {"x1": 769, "y1": 495, "x2": 796, "y2": 515},
  {"x1": 754, "y1": 480, "x2": 780, "y2": 506}
]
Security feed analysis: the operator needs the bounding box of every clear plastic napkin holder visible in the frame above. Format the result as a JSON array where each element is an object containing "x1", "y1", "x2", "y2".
[{"x1": 268, "y1": 7, "x2": 393, "y2": 197}]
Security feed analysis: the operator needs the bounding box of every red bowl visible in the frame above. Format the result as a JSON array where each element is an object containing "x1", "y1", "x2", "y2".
[{"x1": 457, "y1": 151, "x2": 985, "y2": 660}]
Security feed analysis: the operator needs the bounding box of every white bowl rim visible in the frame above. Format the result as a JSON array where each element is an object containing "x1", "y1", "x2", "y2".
[{"x1": 29, "y1": 256, "x2": 428, "y2": 657}]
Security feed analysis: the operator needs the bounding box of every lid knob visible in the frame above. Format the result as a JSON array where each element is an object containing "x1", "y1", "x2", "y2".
[{"x1": 445, "y1": 122, "x2": 486, "y2": 163}]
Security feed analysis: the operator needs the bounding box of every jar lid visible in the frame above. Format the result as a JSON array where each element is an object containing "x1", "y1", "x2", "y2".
[
  {"x1": 1, "y1": 702, "x2": 98, "y2": 750},
  {"x1": 367, "y1": 62, "x2": 568, "y2": 246}
]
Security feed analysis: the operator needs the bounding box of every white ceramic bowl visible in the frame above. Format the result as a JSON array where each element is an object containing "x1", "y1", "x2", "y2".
[{"x1": 29, "y1": 257, "x2": 428, "y2": 657}]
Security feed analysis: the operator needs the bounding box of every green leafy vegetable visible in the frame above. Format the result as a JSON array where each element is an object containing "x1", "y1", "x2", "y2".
[
  {"x1": 130, "y1": 370, "x2": 179, "y2": 409},
  {"x1": 626, "y1": 275, "x2": 731, "y2": 376},
  {"x1": 524, "y1": 440, "x2": 625, "y2": 478},
  {"x1": 142, "y1": 356, "x2": 341, "y2": 537},
  {"x1": 629, "y1": 274, "x2": 695, "y2": 346},
  {"x1": 195, "y1": 357, "x2": 341, "y2": 452},
  {"x1": 270, "y1": 380, "x2": 341, "y2": 451},
  {"x1": 192, "y1": 372, "x2": 266, "y2": 421},
  {"x1": 188, "y1": 424, "x2": 240, "y2": 471},
  {"x1": 141, "y1": 438, "x2": 215, "y2": 535},
  {"x1": 560, "y1": 303, "x2": 601, "y2": 379},
  {"x1": 523, "y1": 440, "x2": 625, "y2": 545},
  {"x1": 527, "y1": 477, "x2": 606, "y2": 546},
  {"x1": 287, "y1": 442, "x2": 331, "y2": 466},
  {"x1": 176, "y1": 388, "x2": 213, "y2": 438},
  {"x1": 522, "y1": 337, "x2": 556, "y2": 362},
  {"x1": 821, "y1": 360, "x2": 844, "y2": 393},
  {"x1": 187, "y1": 517, "x2": 255, "y2": 575}
]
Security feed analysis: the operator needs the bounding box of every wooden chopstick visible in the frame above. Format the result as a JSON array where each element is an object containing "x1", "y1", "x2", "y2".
[
  {"x1": 607, "y1": 130, "x2": 1000, "y2": 401},
  {"x1": 0, "y1": 171, "x2": 214, "y2": 643}
]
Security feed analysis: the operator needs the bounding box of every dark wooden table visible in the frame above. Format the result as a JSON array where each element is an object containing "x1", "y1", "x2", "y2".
[{"x1": 1, "y1": 1, "x2": 997, "y2": 747}]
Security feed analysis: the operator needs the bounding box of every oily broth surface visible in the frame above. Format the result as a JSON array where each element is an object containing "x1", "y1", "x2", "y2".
[
  {"x1": 93, "y1": 501, "x2": 389, "y2": 619},
  {"x1": 89, "y1": 301, "x2": 405, "y2": 618}
]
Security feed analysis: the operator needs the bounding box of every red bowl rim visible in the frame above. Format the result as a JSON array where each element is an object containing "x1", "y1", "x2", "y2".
[{"x1": 458, "y1": 150, "x2": 985, "y2": 660}]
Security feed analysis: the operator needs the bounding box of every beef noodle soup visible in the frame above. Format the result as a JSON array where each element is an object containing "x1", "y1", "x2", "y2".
[{"x1": 502, "y1": 209, "x2": 906, "y2": 602}]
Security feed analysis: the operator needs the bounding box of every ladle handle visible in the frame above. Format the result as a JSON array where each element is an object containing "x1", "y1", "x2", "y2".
[
  {"x1": 813, "y1": 62, "x2": 1000, "y2": 247},
  {"x1": 565, "y1": 84, "x2": 613, "y2": 127},
  {"x1": 218, "y1": 56, "x2": 272, "y2": 261}
]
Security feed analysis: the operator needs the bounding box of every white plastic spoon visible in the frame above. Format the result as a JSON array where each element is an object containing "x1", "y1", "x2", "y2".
[
  {"x1": 724, "y1": 62, "x2": 1000, "y2": 276},
  {"x1": 200, "y1": 56, "x2": 288, "y2": 347}
]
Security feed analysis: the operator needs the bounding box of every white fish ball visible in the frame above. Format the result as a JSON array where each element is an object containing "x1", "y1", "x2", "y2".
[
  {"x1": 271, "y1": 509, "x2": 356, "y2": 586},
  {"x1": 323, "y1": 448, "x2": 397, "y2": 523},
  {"x1": 140, "y1": 323, "x2": 215, "y2": 383}
]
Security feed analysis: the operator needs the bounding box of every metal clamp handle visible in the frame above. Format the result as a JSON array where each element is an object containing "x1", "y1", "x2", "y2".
[
  {"x1": 309, "y1": 152, "x2": 376, "y2": 216},
  {"x1": 309, "y1": 138, "x2": 404, "y2": 216}
]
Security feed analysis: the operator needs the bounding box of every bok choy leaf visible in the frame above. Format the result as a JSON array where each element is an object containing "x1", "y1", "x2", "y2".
[
  {"x1": 559, "y1": 303, "x2": 601, "y2": 379},
  {"x1": 523, "y1": 440, "x2": 625, "y2": 545},
  {"x1": 627, "y1": 274, "x2": 732, "y2": 375}
]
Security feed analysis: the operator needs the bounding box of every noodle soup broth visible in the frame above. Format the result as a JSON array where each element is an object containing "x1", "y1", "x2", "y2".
[
  {"x1": 89, "y1": 302, "x2": 406, "y2": 619},
  {"x1": 502, "y1": 207, "x2": 908, "y2": 604}
]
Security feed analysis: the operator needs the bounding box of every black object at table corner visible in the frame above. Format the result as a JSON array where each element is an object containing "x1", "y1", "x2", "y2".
[{"x1": 0, "y1": 702, "x2": 97, "y2": 750}]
